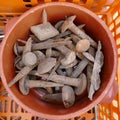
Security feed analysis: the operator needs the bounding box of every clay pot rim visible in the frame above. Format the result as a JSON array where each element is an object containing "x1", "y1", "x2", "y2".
[{"x1": 0, "y1": 2, "x2": 117, "y2": 119}]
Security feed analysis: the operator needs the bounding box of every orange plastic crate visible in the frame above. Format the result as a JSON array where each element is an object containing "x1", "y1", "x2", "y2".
[
  {"x1": 98, "y1": 2, "x2": 120, "y2": 119},
  {"x1": 0, "y1": 0, "x2": 117, "y2": 13},
  {"x1": 0, "y1": 0, "x2": 120, "y2": 120}
]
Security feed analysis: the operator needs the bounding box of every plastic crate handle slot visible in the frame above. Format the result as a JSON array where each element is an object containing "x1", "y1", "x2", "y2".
[{"x1": 100, "y1": 80, "x2": 118, "y2": 104}]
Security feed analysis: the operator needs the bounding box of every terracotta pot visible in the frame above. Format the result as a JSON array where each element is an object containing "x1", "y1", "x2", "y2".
[{"x1": 0, "y1": 2, "x2": 118, "y2": 119}]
